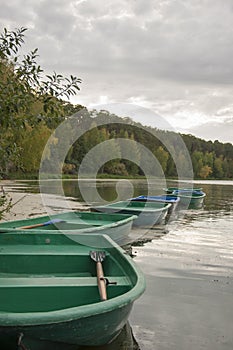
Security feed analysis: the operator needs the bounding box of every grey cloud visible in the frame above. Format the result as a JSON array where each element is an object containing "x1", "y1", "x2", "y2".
[
  {"x1": 0, "y1": 1, "x2": 36, "y2": 26},
  {"x1": 75, "y1": 0, "x2": 133, "y2": 19},
  {"x1": 188, "y1": 119, "x2": 233, "y2": 143},
  {"x1": 34, "y1": 0, "x2": 76, "y2": 40}
]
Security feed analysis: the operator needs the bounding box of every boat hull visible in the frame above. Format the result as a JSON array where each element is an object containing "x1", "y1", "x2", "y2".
[
  {"x1": 163, "y1": 188, "x2": 206, "y2": 209},
  {"x1": 92, "y1": 201, "x2": 171, "y2": 227},
  {"x1": 164, "y1": 187, "x2": 203, "y2": 194},
  {"x1": 0, "y1": 211, "x2": 136, "y2": 245},
  {"x1": 0, "y1": 304, "x2": 133, "y2": 348},
  {"x1": 130, "y1": 195, "x2": 180, "y2": 215},
  {"x1": 169, "y1": 193, "x2": 206, "y2": 209}
]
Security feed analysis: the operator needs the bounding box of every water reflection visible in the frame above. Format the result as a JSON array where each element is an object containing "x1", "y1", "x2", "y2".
[
  {"x1": 4, "y1": 179, "x2": 232, "y2": 206},
  {"x1": 14, "y1": 322, "x2": 140, "y2": 350},
  {"x1": 77, "y1": 322, "x2": 141, "y2": 350},
  {"x1": 7, "y1": 179, "x2": 231, "y2": 210},
  {"x1": 1, "y1": 179, "x2": 233, "y2": 350}
]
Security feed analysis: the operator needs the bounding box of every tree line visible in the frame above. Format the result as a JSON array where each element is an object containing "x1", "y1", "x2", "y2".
[
  {"x1": 0, "y1": 27, "x2": 232, "y2": 181},
  {"x1": 60, "y1": 110, "x2": 232, "y2": 179}
]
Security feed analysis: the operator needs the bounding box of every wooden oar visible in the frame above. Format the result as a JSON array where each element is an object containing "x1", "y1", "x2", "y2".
[
  {"x1": 90, "y1": 251, "x2": 107, "y2": 301},
  {"x1": 17, "y1": 218, "x2": 65, "y2": 230}
]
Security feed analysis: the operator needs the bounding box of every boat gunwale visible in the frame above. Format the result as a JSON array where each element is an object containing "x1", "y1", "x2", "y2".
[
  {"x1": 130, "y1": 195, "x2": 181, "y2": 203},
  {"x1": 0, "y1": 211, "x2": 138, "y2": 233},
  {"x1": 169, "y1": 192, "x2": 206, "y2": 199},
  {"x1": 163, "y1": 187, "x2": 203, "y2": 192},
  {"x1": 92, "y1": 201, "x2": 172, "y2": 214}
]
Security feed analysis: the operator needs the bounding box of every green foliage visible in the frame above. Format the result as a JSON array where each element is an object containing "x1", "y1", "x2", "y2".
[
  {"x1": 0, "y1": 27, "x2": 26, "y2": 58},
  {"x1": 213, "y1": 157, "x2": 224, "y2": 178},
  {"x1": 102, "y1": 161, "x2": 129, "y2": 176},
  {"x1": 153, "y1": 146, "x2": 169, "y2": 172},
  {"x1": 41, "y1": 109, "x2": 233, "y2": 180},
  {"x1": 62, "y1": 112, "x2": 219, "y2": 179},
  {"x1": 0, "y1": 27, "x2": 81, "y2": 123},
  {"x1": 0, "y1": 187, "x2": 12, "y2": 220},
  {"x1": 17, "y1": 124, "x2": 52, "y2": 172},
  {"x1": 0, "y1": 27, "x2": 81, "y2": 177}
]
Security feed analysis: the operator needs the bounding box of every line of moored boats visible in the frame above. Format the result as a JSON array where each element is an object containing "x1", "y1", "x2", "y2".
[{"x1": 0, "y1": 186, "x2": 206, "y2": 349}]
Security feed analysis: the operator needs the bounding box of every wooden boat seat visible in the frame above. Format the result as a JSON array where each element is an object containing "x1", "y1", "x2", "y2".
[
  {"x1": 0, "y1": 245, "x2": 98, "y2": 254},
  {"x1": 0, "y1": 274, "x2": 133, "y2": 312},
  {"x1": 0, "y1": 276, "x2": 131, "y2": 288}
]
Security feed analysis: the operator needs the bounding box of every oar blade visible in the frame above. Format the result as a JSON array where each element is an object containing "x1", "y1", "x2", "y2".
[
  {"x1": 90, "y1": 250, "x2": 107, "y2": 301},
  {"x1": 90, "y1": 250, "x2": 106, "y2": 262},
  {"x1": 43, "y1": 218, "x2": 65, "y2": 226}
]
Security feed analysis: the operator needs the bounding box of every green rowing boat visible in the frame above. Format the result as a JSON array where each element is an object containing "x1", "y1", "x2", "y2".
[
  {"x1": 164, "y1": 187, "x2": 203, "y2": 194},
  {"x1": 163, "y1": 188, "x2": 206, "y2": 208},
  {"x1": 168, "y1": 191, "x2": 206, "y2": 209},
  {"x1": 0, "y1": 211, "x2": 136, "y2": 245},
  {"x1": 0, "y1": 232, "x2": 145, "y2": 348}
]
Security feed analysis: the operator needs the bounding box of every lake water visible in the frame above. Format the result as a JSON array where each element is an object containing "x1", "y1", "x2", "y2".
[{"x1": 0, "y1": 179, "x2": 233, "y2": 350}]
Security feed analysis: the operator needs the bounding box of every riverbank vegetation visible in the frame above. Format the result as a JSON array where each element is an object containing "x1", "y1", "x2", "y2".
[
  {"x1": 0, "y1": 27, "x2": 232, "y2": 182},
  {"x1": 0, "y1": 186, "x2": 12, "y2": 219}
]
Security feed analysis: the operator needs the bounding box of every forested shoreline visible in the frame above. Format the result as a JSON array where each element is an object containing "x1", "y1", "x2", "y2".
[
  {"x1": 54, "y1": 110, "x2": 233, "y2": 180},
  {"x1": 0, "y1": 28, "x2": 232, "y2": 181},
  {"x1": 2, "y1": 106, "x2": 233, "y2": 180}
]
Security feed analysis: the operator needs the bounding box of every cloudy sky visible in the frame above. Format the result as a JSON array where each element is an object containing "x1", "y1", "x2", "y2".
[{"x1": 1, "y1": 0, "x2": 233, "y2": 143}]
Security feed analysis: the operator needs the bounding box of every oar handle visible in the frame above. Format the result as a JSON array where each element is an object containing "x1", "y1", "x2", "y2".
[
  {"x1": 18, "y1": 219, "x2": 64, "y2": 230},
  {"x1": 96, "y1": 261, "x2": 107, "y2": 301},
  {"x1": 18, "y1": 223, "x2": 44, "y2": 229}
]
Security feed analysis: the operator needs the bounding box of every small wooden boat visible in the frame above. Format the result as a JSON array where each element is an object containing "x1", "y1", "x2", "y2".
[
  {"x1": 91, "y1": 201, "x2": 171, "y2": 227},
  {"x1": 130, "y1": 195, "x2": 180, "y2": 214},
  {"x1": 0, "y1": 211, "x2": 136, "y2": 245},
  {"x1": 0, "y1": 232, "x2": 145, "y2": 348}
]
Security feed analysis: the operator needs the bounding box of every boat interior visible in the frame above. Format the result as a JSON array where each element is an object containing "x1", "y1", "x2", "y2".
[{"x1": 0, "y1": 234, "x2": 134, "y2": 313}]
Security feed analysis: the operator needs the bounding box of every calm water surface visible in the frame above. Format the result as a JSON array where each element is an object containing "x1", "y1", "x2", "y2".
[{"x1": 1, "y1": 179, "x2": 233, "y2": 350}]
